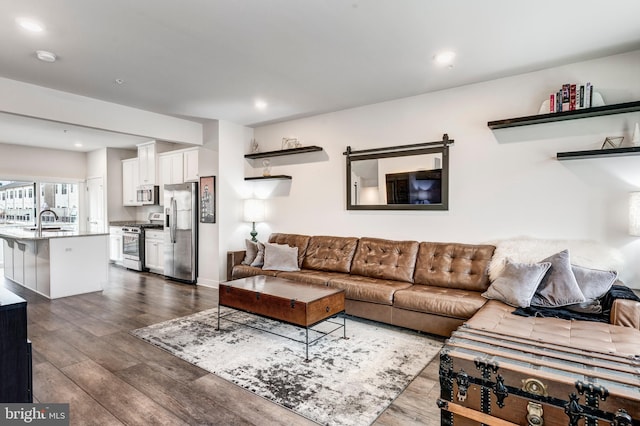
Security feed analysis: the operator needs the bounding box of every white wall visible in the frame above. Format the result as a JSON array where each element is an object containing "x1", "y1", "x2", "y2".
[
  {"x1": 252, "y1": 50, "x2": 640, "y2": 287},
  {"x1": 0, "y1": 77, "x2": 203, "y2": 145},
  {"x1": 0, "y1": 142, "x2": 87, "y2": 181},
  {"x1": 218, "y1": 121, "x2": 255, "y2": 282},
  {"x1": 197, "y1": 120, "x2": 221, "y2": 287}
]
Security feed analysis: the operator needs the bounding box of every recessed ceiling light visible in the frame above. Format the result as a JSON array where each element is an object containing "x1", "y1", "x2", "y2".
[
  {"x1": 254, "y1": 100, "x2": 268, "y2": 110},
  {"x1": 36, "y1": 50, "x2": 57, "y2": 63},
  {"x1": 434, "y1": 50, "x2": 456, "y2": 66},
  {"x1": 74, "y1": 142, "x2": 83, "y2": 148},
  {"x1": 114, "y1": 78, "x2": 124, "y2": 85},
  {"x1": 16, "y1": 17, "x2": 45, "y2": 32}
]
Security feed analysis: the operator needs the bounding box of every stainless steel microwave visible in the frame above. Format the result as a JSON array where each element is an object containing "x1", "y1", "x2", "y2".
[{"x1": 136, "y1": 185, "x2": 159, "y2": 205}]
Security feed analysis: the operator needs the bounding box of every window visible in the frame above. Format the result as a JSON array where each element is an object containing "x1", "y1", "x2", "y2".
[
  {"x1": 61, "y1": 184, "x2": 68, "y2": 195},
  {"x1": 18, "y1": 189, "x2": 23, "y2": 199}
]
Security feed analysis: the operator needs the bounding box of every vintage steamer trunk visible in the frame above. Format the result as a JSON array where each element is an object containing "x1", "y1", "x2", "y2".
[{"x1": 438, "y1": 326, "x2": 640, "y2": 426}]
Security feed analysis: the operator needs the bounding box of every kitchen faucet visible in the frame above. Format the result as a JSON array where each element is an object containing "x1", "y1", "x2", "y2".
[{"x1": 37, "y1": 209, "x2": 59, "y2": 235}]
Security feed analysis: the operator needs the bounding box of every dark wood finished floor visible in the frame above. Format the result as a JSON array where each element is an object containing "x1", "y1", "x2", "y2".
[{"x1": 2, "y1": 265, "x2": 444, "y2": 425}]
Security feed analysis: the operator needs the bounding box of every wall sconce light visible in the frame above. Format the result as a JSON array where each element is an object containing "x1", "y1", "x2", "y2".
[
  {"x1": 629, "y1": 192, "x2": 640, "y2": 236},
  {"x1": 244, "y1": 199, "x2": 265, "y2": 242}
]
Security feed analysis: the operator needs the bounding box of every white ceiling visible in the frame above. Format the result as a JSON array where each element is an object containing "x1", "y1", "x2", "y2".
[{"x1": 1, "y1": 0, "x2": 640, "y2": 151}]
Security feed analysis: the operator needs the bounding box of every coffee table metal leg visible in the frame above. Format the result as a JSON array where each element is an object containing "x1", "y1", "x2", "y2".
[
  {"x1": 305, "y1": 327, "x2": 310, "y2": 362},
  {"x1": 216, "y1": 304, "x2": 220, "y2": 331}
]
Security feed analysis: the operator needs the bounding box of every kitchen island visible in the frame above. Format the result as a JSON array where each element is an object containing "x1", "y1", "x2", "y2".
[{"x1": 0, "y1": 228, "x2": 109, "y2": 299}]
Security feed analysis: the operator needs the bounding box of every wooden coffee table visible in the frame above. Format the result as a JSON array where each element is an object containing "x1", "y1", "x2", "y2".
[{"x1": 217, "y1": 275, "x2": 346, "y2": 361}]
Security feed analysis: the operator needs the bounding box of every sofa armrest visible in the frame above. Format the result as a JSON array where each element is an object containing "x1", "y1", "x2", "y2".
[
  {"x1": 610, "y1": 298, "x2": 640, "y2": 329},
  {"x1": 226, "y1": 250, "x2": 246, "y2": 281}
]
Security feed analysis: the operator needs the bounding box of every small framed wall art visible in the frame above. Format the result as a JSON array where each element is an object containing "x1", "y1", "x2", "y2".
[{"x1": 199, "y1": 176, "x2": 216, "y2": 223}]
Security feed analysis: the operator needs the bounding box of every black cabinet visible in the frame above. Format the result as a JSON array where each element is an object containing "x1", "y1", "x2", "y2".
[{"x1": 0, "y1": 288, "x2": 32, "y2": 403}]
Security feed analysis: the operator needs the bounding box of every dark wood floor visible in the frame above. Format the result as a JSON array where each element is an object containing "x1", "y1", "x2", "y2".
[{"x1": 2, "y1": 265, "x2": 444, "y2": 425}]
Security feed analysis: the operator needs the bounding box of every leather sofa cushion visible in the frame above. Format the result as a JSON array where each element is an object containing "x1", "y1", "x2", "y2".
[
  {"x1": 611, "y1": 298, "x2": 640, "y2": 329},
  {"x1": 414, "y1": 242, "x2": 495, "y2": 291},
  {"x1": 302, "y1": 236, "x2": 359, "y2": 273},
  {"x1": 268, "y1": 233, "x2": 311, "y2": 267},
  {"x1": 231, "y1": 264, "x2": 278, "y2": 280},
  {"x1": 350, "y1": 237, "x2": 419, "y2": 283},
  {"x1": 467, "y1": 300, "x2": 640, "y2": 357},
  {"x1": 277, "y1": 270, "x2": 350, "y2": 286},
  {"x1": 393, "y1": 286, "x2": 487, "y2": 319},
  {"x1": 328, "y1": 276, "x2": 412, "y2": 305}
]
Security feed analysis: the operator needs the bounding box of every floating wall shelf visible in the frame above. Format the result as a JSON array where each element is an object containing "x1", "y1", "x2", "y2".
[
  {"x1": 488, "y1": 100, "x2": 640, "y2": 130},
  {"x1": 557, "y1": 146, "x2": 640, "y2": 161},
  {"x1": 244, "y1": 146, "x2": 323, "y2": 160},
  {"x1": 244, "y1": 175, "x2": 292, "y2": 181}
]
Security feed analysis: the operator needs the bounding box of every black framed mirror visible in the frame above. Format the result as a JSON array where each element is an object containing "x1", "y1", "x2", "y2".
[{"x1": 345, "y1": 134, "x2": 452, "y2": 211}]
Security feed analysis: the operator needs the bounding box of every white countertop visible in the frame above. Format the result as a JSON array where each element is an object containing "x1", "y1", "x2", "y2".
[{"x1": 0, "y1": 227, "x2": 109, "y2": 240}]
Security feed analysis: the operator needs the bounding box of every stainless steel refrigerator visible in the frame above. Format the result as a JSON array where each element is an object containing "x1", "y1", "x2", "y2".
[{"x1": 164, "y1": 182, "x2": 198, "y2": 283}]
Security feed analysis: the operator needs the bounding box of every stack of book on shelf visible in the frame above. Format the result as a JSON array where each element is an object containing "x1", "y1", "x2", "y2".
[{"x1": 549, "y1": 83, "x2": 593, "y2": 113}]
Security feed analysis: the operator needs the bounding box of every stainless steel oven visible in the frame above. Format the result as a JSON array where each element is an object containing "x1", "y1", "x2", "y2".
[{"x1": 122, "y1": 226, "x2": 145, "y2": 271}]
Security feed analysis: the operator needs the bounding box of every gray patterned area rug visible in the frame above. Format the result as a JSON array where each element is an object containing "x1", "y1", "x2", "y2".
[{"x1": 131, "y1": 308, "x2": 443, "y2": 426}]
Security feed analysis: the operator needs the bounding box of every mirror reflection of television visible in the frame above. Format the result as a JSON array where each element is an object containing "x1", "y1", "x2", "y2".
[{"x1": 386, "y1": 169, "x2": 442, "y2": 204}]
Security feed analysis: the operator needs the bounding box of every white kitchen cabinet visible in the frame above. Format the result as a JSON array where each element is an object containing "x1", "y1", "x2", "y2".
[
  {"x1": 158, "y1": 152, "x2": 184, "y2": 192},
  {"x1": 183, "y1": 149, "x2": 199, "y2": 182},
  {"x1": 122, "y1": 158, "x2": 141, "y2": 206},
  {"x1": 109, "y1": 227, "x2": 124, "y2": 265},
  {"x1": 144, "y1": 230, "x2": 164, "y2": 274},
  {"x1": 3, "y1": 239, "x2": 14, "y2": 280},
  {"x1": 138, "y1": 142, "x2": 157, "y2": 185}
]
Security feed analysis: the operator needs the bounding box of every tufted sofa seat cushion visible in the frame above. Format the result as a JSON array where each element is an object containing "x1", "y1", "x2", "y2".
[
  {"x1": 231, "y1": 264, "x2": 278, "y2": 280},
  {"x1": 413, "y1": 242, "x2": 495, "y2": 292},
  {"x1": 393, "y1": 286, "x2": 487, "y2": 319},
  {"x1": 302, "y1": 235, "x2": 359, "y2": 273},
  {"x1": 467, "y1": 300, "x2": 640, "y2": 357},
  {"x1": 350, "y1": 237, "x2": 419, "y2": 283},
  {"x1": 327, "y1": 275, "x2": 412, "y2": 305},
  {"x1": 268, "y1": 233, "x2": 311, "y2": 267},
  {"x1": 276, "y1": 270, "x2": 350, "y2": 286}
]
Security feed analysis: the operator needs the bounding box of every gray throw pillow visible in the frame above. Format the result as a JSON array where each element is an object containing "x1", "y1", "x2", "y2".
[
  {"x1": 241, "y1": 239, "x2": 259, "y2": 265},
  {"x1": 531, "y1": 250, "x2": 586, "y2": 308},
  {"x1": 482, "y1": 259, "x2": 552, "y2": 308},
  {"x1": 262, "y1": 243, "x2": 299, "y2": 271},
  {"x1": 250, "y1": 242, "x2": 266, "y2": 267},
  {"x1": 571, "y1": 265, "x2": 617, "y2": 300}
]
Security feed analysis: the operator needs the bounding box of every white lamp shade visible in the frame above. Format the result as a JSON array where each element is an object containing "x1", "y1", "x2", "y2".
[
  {"x1": 244, "y1": 199, "x2": 265, "y2": 223},
  {"x1": 630, "y1": 192, "x2": 640, "y2": 236}
]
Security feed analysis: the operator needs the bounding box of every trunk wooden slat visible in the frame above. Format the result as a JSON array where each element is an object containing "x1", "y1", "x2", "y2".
[{"x1": 439, "y1": 327, "x2": 640, "y2": 426}]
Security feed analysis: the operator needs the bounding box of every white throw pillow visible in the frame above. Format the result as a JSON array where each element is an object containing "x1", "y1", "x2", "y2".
[
  {"x1": 487, "y1": 237, "x2": 624, "y2": 282},
  {"x1": 262, "y1": 243, "x2": 300, "y2": 271}
]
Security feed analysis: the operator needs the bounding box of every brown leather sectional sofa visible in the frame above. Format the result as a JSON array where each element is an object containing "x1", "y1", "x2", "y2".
[
  {"x1": 227, "y1": 233, "x2": 640, "y2": 340},
  {"x1": 229, "y1": 233, "x2": 495, "y2": 336}
]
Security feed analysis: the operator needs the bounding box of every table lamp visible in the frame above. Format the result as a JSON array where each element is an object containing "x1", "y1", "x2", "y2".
[{"x1": 244, "y1": 199, "x2": 265, "y2": 242}]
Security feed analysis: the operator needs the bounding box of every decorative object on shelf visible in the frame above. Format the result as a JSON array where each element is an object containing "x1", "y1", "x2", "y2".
[
  {"x1": 262, "y1": 159, "x2": 271, "y2": 176},
  {"x1": 281, "y1": 137, "x2": 300, "y2": 149},
  {"x1": 540, "y1": 82, "x2": 605, "y2": 114},
  {"x1": 632, "y1": 123, "x2": 640, "y2": 146},
  {"x1": 199, "y1": 176, "x2": 216, "y2": 223},
  {"x1": 244, "y1": 199, "x2": 265, "y2": 242},
  {"x1": 601, "y1": 136, "x2": 624, "y2": 149},
  {"x1": 250, "y1": 139, "x2": 260, "y2": 153}
]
